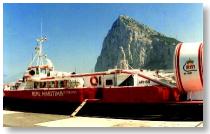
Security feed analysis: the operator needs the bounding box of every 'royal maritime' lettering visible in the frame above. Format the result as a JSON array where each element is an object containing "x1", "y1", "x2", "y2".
[
  {"x1": 32, "y1": 90, "x2": 77, "y2": 97},
  {"x1": 41, "y1": 91, "x2": 64, "y2": 96}
]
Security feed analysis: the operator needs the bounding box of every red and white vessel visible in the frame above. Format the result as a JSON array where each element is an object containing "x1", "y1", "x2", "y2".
[{"x1": 3, "y1": 36, "x2": 203, "y2": 105}]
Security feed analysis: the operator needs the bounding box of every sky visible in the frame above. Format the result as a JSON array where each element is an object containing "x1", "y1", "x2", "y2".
[{"x1": 3, "y1": 3, "x2": 203, "y2": 82}]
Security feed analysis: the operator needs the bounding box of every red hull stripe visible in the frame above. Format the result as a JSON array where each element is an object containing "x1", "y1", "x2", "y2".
[
  {"x1": 176, "y1": 43, "x2": 184, "y2": 91},
  {"x1": 198, "y1": 43, "x2": 203, "y2": 86},
  {"x1": 40, "y1": 77, "x2": 55, "y2": 80},
  {"x1": 201, "y1": 44, "x2": 203, "y2": 77},
  {"x1": 69, "y1": 72, "x2": 107, "y2": 77},
  {"x1": 69, "y1": 70, "x2": 125, "y2": 78},
  {"x1": 174, "y1": 44, "x2": 179, "y2": 89},
  {"x1": 176, "y1": 43, "x2": 183, "y2": 90},
  {"x1": 28, "y1": 65, "x2": 50, "y2": 70},
  {"x1": 174, "y1": 43, "x2": 181, "y2": 90},
  {"x1": 176, "y1": 45, "x2": 182, "y2": 90}
]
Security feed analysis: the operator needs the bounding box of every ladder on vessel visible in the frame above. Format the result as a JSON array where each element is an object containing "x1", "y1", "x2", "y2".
[{"x1": 70, "y1": 99, "x2": 99, "y2": 117}]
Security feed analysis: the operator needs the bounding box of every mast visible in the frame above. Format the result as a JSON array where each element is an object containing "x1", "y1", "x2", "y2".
[
  {"x1": 27, "y1": 20, "x2": 54, "y2": 74},
  {"x1": 29, "y1": 22, "x2": 47, "y2": 67}
]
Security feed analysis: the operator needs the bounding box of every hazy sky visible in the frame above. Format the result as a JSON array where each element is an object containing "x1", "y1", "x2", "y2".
[{"x1": 3, "y1": 3, "x2": 203, "y2": 81}]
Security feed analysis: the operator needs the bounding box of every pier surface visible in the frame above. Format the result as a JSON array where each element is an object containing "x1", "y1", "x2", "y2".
[
  {"x1": 3, "y1": 110, "x2": 203, "y2": 127},
  {"x1": 3, "y1": 99, "x2": 203, "y2": 127}
]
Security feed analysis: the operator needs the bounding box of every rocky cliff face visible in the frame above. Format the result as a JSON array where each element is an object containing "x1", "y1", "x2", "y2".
[{"x1": 95, "y1": 15, "x2": 180, "y2": 72}]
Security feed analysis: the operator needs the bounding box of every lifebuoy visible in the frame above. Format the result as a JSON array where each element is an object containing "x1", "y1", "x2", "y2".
[
  {"x1": 29, "y1": 70, "x2": 35, "y2": 76},
  {"x1": 174, "y1": 42, "x2": 203, "y2": 92},
  {"x1": 90, "y1": 76, "x2": 98, "y2": 86}
]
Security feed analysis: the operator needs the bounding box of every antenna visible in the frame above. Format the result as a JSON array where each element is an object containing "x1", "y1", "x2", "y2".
[
  {"x1": 28, "y1": 19, "x2": 50, "y2": 68},
  {"x1": 41, "y1": 19, "x2": 43, "y2": 38}
]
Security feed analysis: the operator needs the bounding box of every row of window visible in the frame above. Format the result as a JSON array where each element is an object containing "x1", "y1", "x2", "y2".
[
  {"x1": 32, "y1": 76, "x2": 133, "y2": 89},
  {"x1": 34, "y1": 81, "x2": 65, "y2": 88},
  {"x1": 33, "y1": 80, "x2": 81, "y2": 89},
  {"x1": 32, "y1": 79, "x2": 114, "y2": 89},
  {"x1": 33, "y1": 68, "x2": 50, "y2": 76}
]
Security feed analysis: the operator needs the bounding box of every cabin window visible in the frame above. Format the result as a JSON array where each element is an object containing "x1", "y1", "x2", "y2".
[
  {"x1": 47, "y1": 70, "x2": 50, "y2": 76},
  {"x1": 99, "y1": 76, "x2": 102, "y2": 85},
  {"x1": 67, "y1": 80, "x2": 71, "y2": 88},
  {"x1": 67, "y1": 80, "x2": 80, "y2": 88},
  {"x1": 26, "y1": 82, "x2": 33, "y2": 89},
  {"x1": 64, "y1": 80, "x2": 67, "y2": 88},
  {"x1": 54, "y1": 81, "x2": 58, "y2": 88},
  {"x1": 47, "y1": 82, "x2": 51, "y2": 88},
  {"x1": 51, "y1": 81, "x2": 55, "y2": 88},
  {"x1": 58, "y1": 81, "x2": 64, "y2": 88},
  {"x1": 106, "y1": 79, "x2": 113, "y2": 86},
  {"x1": 40, "y1": 82, "x2": 47, "y2": 88},
  {"x1": 119, "y1": 75, "x2": 134, "y2": 86},
  {"x1": 36, "y1": 68, "x2": 39, "y2": 75},
  {"x1": 41, "y1": 68, "x2": 46, "y2": 74},
  {"x1": 34, "y1": 82, "x2": 37, "y2": 88},
  {"x1": 34, "y1": 82, "x2": 40, "y2": 88}
]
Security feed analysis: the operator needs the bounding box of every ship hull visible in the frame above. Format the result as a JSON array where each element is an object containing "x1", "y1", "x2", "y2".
[
  {"x1": 3, "y1": 97, "x2": 202, "y2": 121},
  {"x1": 3, "y1": 85, "x2": 180, "y2": 104}
]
